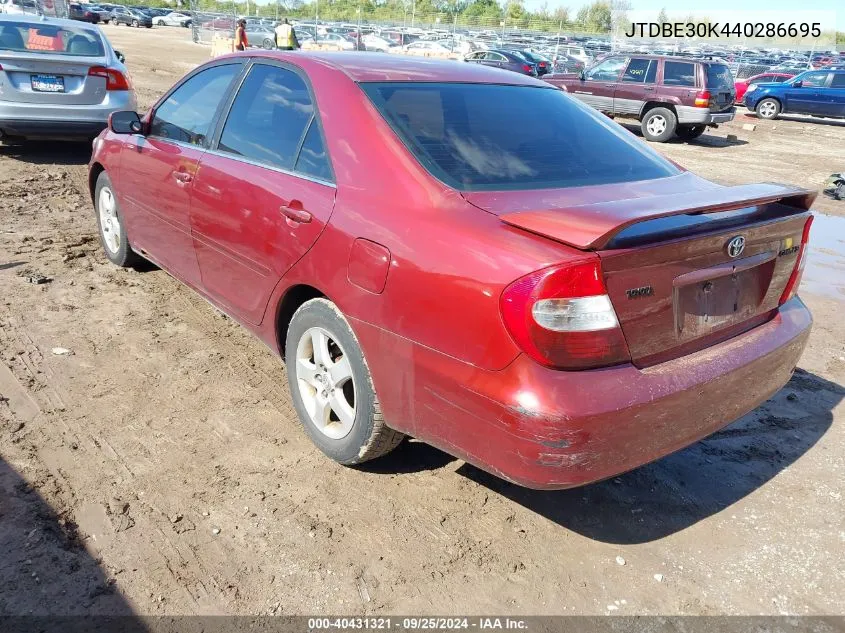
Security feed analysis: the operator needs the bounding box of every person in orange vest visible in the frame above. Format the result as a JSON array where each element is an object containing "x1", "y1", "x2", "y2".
[{"x1": 234, "y1": 19, "x2": 249, "y2": 51}]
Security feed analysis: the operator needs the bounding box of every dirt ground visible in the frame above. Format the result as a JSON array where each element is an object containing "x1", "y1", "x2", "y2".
[{"x1": 1, "y1": 26, "x2": 844, "y2": 617}]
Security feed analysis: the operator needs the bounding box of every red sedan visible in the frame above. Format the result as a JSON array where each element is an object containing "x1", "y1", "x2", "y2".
[
  {"x1": 734, "y1": 72, "x2": 795, "y2": 102},
  {"x1": 89, "y1": 53, "x2": 814, "y2": 490}
]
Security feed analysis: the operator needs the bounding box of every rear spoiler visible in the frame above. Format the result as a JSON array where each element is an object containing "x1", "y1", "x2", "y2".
[{"x1": 499, "y1": 183, "x2": 816, "y2": 250}]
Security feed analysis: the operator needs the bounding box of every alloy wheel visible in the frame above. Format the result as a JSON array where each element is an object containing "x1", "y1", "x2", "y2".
[
  {"x1": 98, "y1": 186, "x2": 121, "y2": 254},
  {"x1": 646, "y1": 114, "x2": 667, "y2": 136},
  {"x1": 295, "y1": 327, "x2": 356, "y2": 440},
  {"x1": 759, "y1": 101, "x2": 777, "y2": 118}
]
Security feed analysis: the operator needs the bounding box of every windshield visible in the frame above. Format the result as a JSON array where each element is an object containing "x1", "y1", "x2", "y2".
[
  {"x1": 0, "y1": 21, "x2": 104, "y2": 56},
  {"x1": 362, "y1": 82, "x2": 679, "y2": 192},
  {"x1": 704, "y1": 63, "x2": 734, "y2": 91}
]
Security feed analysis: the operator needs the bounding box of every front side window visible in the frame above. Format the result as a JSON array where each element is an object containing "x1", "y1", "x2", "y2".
[
  {"x1": 585, "y1": 57, "x2": 626, "y2": 82},
  {"x1": 362, "y1": 82, "x2": 679, "y2": 192},
  {"x1": 150, "y1": 64, "x2": 240, "y2": 147},
  {"x1": 663, "y1": 61, "x2": 696, "y2": 87},
  {"x1": 797, "y1": 71, "x2": 829, "y2": 87},
  {"x1": 218, "y1": 64, "x2": 314, "y2": 172},
  {"x1": 0, "y1": 21, "x2": 104, "y2": 56}
]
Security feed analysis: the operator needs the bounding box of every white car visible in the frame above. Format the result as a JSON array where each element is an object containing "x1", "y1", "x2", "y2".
[
  {"x1": 402, "y1": 41, "x2": 451, "y2": 54},
  {"x1": 0, "y1": 0, "x2": 37, "y2": 14},
  {"x1": 153, "y1": 11, "x2": 191, "y2": 27},
  {"x1": 316, "y1": 32, "x2": 355, "y2": 51},
  {"x1": 361, "y1": 34, "x2": 394, "y2": 52}
]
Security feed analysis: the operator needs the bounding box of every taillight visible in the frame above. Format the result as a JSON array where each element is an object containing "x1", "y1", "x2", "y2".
[
  {"x1": 522, "y1": 64, "x2": 532, "y2": 73},
  {"x1": 500, "y1": 258, "x2": 631, "y2": 370},
  {"x1": 779, "y1": 215, "x2": 814, "y2": 305},
  {"x1": 694, "y1": 90, "x2": 711, "y2": 107},
  {"x1": 88, "y1": 66, "x2": 131, "y2": 91}
]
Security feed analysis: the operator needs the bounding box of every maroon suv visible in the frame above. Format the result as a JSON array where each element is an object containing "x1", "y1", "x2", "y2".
[{"x1": 545, "y1": 55, "x2": 736, "y2": 142}]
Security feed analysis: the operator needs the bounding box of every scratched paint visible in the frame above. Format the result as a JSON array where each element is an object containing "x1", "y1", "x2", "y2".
[{"x1": 802, "y1": 212, "x2": 845, "y2": 301}]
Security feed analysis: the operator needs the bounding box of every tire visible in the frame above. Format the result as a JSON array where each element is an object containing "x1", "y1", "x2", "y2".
[
  {"x1": 131, "y1": 19, "x2": 139, "y2": 27},
  {"x1": 262, "y1": 38, "x2": 274, "y2": 50},
  {"x1": 155, "y1": 18, "x2": 163, "y2": 25},
  {"x1": 676, "y1": 124, "x2": 706, "y2": 140},
  {"x1": 94, "y1": 171, "x2": 141, "y2": 268},
  {"x1": 285, "y1": 298, "x2": 404, "y2": 465},
  {"x1": 756, "y1": 98, "x2": 781, "y2": 120},
  {"x1": 640, "y1": 106, "x2": 677, "y2": 142},
  {"x1": 835, "y1": 183, "x2": 845, "y2": 201}
]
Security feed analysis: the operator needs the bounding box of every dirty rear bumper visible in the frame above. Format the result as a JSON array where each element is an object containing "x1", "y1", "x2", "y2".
[
  {"x1": 355, "y1": 297, "x2": 812, "y2": 490},
  {"x1": 676, "y1": 105, "x2": 736, "y2": 125}
]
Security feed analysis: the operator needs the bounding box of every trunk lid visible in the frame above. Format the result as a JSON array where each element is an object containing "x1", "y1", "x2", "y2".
[
  {"x1": 0, "y1": 54, "x2": 109, "y2": 105},
  {"x1": 465, "y1": 175, "x2": 815, "y2": 367}
]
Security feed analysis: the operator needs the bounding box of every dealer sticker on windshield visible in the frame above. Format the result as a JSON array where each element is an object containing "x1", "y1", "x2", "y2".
[{"x1": 31, "y1": 74, "x2": 65, "y2": 93}]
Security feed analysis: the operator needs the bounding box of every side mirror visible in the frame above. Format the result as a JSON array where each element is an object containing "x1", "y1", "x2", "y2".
[
  {"x1": 109, "y1": 111, "x2": 143, "y2": 135},
  {"x1": 115, "y1": 50, "x2": 125, "y2": 63},
  {"x1": 793, "y1": 80, "x2": 803, "y2": 88}
]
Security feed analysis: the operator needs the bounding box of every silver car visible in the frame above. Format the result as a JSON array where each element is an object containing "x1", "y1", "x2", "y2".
[{"x1": 0, "y1": 14, "x2": 136, "y2": 140}]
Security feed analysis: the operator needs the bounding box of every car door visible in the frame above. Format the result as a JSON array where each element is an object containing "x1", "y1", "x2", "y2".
[
  {"x1": 118, "y1": 61, "x2": 243, "y2": 286},
  {"x1": 574, "y1": 56, "x2": 626, "y2": 113},
  {"x1": 783, "y1": 71, "x2": 830, "y2": 114},
  {"x1": 614, "y1": 57, "x2": 656, "y2": 116},
  {"x1": 827, "y1": 72, "x2": 845, "y2": 117},
  {"x1": 189, "y1": 61, "x2": 336, "y2": 325},
  {"x1": 481, "y1": 51, "x2": 507, "y2": 70}
]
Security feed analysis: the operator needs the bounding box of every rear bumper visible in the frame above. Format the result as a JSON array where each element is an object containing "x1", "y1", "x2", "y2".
[
  {"x1": 676, "y1": 105, "x2": 736, "y2": 125},
  {"x1": 0, "y1": 91, "x2": 136, "y2": 139},
  {"x1": 0, "y1": 119, "x2": 106, "y2": 138},
  {"x1": 355, "y1": 297, "x2": 812, "y2": 490}
]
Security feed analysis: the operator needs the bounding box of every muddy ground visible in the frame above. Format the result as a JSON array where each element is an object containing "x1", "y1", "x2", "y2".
[{"x1": 1, "y1": 26, "x2": 844, "y2": 617}]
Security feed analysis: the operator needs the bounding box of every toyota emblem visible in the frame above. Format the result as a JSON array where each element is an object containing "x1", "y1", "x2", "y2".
[{"x1": 726, "y1": 236, "x2": 746, "y2": 258}]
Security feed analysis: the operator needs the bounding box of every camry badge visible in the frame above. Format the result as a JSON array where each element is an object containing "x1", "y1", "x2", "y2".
[{"x1": 726, "y1": 236, "x2": 746, "y2": 258}]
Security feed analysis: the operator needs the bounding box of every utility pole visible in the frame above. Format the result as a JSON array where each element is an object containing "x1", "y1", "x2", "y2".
[
  {"x1": 411, "y1": 0, "x2": 415, "y2": 29},
  {"x1": 500, "y1": 19, "x2": 505, "y2": 46},
  {"x1": 356, "y1": 7, "x2": 361, "y2": 50}
]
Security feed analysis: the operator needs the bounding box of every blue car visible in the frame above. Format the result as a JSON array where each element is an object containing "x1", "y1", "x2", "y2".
[{"x1": 744, "y1": 69, "x2": 845, "y2": 120}]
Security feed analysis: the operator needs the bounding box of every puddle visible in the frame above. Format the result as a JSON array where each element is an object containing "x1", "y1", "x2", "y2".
[{"x1": 802, "y1": 213, "x2": 845, "y2": 301}]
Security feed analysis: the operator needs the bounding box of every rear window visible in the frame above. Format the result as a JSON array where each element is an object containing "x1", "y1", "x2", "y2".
[
  {"x1": 0, "y1": 22, "x2": 104, "y2": 56},
  {"x1": 361, "y1": 82, "x2": 679, "y2": 192},
  {"x1": 704, "y1": 63, "x2": 734, "y2": 91}
]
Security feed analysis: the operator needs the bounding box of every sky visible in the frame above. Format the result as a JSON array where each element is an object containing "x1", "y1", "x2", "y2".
[{"x1": 527, "y1": 0, "x2": 844, "y2": 30}]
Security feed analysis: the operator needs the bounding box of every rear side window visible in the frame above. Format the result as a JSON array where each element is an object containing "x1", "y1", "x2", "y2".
[
  {"x1": 704, "y1": 63, "x2": 733, "y2": 91},
  {"x1": 150, "y1": 64, "x2": 240, "y2": 147},
  {"x1": 362, "y1": 82, "x2": 679, "y2": 192},
  {"x1": 0, "y1": 21, "x2": 104, "y2": 56},
  {"x1": 623, "y1": 58, "x2": 656, "y2": 83},
  {"x1": 294, "y1": 119, "x2": 332, "y2": 182},
  {"x1": 218, "y1": 64, "x2": 315, "y2": 172},
  {"x1": 663, "y1": 61, "x2": 696, "y2": 87}
]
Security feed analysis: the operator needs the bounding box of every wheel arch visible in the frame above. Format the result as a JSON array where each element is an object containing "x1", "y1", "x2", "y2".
[
  {"x1": 89, "y1": 162, "x2": 105, "y2": 202},
  {"x1": 639, "y1": 101, "x2": 677, "y2": 119},
  {"x1": 274, "y1": 284, "x2": 328, "y2": 355}
]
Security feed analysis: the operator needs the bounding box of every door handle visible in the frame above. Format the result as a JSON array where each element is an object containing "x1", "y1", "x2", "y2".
[
  {"x1": 603, "y1": 83, "x2": 616, "y2": 88},
  {"x1": 644, "y1": 86, "x2": 655, "y2": 91},
  {"x1": 173, "y1": 171, "x2": 193, "y2": 184},
  {"x1": 280, "y1": 202, "x2": 312, "y2": 224}
]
